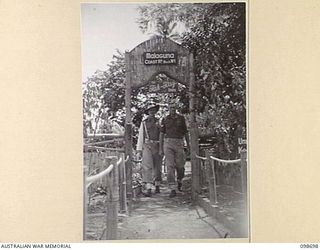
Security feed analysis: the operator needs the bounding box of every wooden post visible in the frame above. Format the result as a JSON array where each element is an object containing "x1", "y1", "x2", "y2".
[
  {"x1": 240, "y1": 150, "x2": 248, "y2": 237},
  {"x1": 124, "y1": 124, "x2": 133, "y2": 206},
  {"x1": 240, "y1": 150, "x2": 247, "y2": 197},
  {"x1": 208, "y1": 158, "x2": 218, "y2": 204},
  {"x1": 83, "y1": 165, "x2": 88, "y2": 240},
  {"x1": 189, "y1": 52, "x2": 200, "y2": 201},
  {"x1": 106, "y1": 157, "x2": 119, "y2": 240},
  {"x1": 124, "y1": 52, "x2": 133, "y2": 210},
  {"x1": 119, "y1": 153, "x2": 127, "y2": 214},
  {"x1": 205, "y1": 151, "x2": 214, "y2": 204},
  {"x1": 199, "y1": 149, "x2": 204, "y2": 189}
]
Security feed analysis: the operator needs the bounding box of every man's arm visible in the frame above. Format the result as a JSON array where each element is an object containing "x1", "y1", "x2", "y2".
[
  {"x1": 185, "y1": 132, "x2": 190, "y2": 156},
  {"x1": 182, "y1": 116, "x2": 190, "y2": 155},
  {"x1": 136, "y1": 122, "x2": 144, "y2": 159},
  {"x1": 159, "y1": 117, "x2": 165, "y2": 156},
  {"x1": 185, "y1": 132, "x2": 190, "y2": 149},
  {"x1": 159, "y1": 132, "x2": 164, "y2": 156}
]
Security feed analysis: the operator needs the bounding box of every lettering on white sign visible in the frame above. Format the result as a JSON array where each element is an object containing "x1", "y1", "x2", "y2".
[{"x1": 143, "y1": 52, "x2": 177, "y2": 65}]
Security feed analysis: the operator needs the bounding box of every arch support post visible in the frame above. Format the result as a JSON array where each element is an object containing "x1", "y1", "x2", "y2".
[
  {"x1": 189, "y1": 53, "x2": 200, "y2": 201},
  {"x1": 124, "y1": 52, "x2": 133, "y2": 210}
]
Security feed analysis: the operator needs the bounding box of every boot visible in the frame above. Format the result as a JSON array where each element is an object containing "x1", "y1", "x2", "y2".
[
  {"x1": 177, "y1": 181, "x2": 182, "y2": 192},
  {"x1": 169, "y1": 190, "x2": 176, "y2": 198},
  {"x1": 155, "y1": 186, "x2": 160, "y2": 193},
  {"x1": 143, "y1": 188, "x2": 152, "y2": 197}
]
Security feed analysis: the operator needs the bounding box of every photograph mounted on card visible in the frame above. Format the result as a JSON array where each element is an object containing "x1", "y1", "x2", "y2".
[{"x1": 81, "y1": 2, "x2": 248, "y2": 241}]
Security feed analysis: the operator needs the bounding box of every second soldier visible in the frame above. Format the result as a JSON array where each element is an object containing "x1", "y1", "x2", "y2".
[{"x1": 136, "y1": 102, "x2": 162, "y2": 197}]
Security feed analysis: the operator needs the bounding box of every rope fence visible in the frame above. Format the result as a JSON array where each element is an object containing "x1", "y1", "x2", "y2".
[
  {"x1": 86, "y1": 156, "x2": 121, "y2": 187},
  {"x1": 125, "y1": 155, "x2": 129, "y2": 163},
  {"x1": 84, "y1": 139, "x2": 124, "y2": 147},
  {"x1": 209, "y1": 156, "x2": 240, "y2": 164},
  {"x1": 196, "y1": 155, "x2": 207, "y2": 161},
  {"x1": 85, "y1": 146, "x2": 124, "y2": 152},
  {"x1": 86, "y1": 133, "x2": 124, "y2": 138},
  {"x1": 196, "y1": 154, "x2": 241, "y2": 164},
  {"x1": 195, "y1": 151, "x2": 247, "y2": 205},
  {"x1": 84, "y1": 152, "x2": 127, "y2": 240}
]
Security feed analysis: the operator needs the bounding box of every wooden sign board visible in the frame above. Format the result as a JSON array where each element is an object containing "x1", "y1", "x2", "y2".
[
  {"x1": 143, "y1": 52, "x2": 177, "y2": 65},
  {"x1": 147, "y1": 81, "x2": 185, "y2": 93},
  {"x1": 128, "y1": 36, "x2": 190, "y2": 88},
  {"x1": 238, "y1": 138, "x2": 247, "y2": 153}
]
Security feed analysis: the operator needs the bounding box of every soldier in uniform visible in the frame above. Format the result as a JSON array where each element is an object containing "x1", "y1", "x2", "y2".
[
  {"x1": 137, "y1": 103, "x2": 162, "y2": 197},
  {"x1": 159, "y1": 102, "x2": 190, "y2": 198}
]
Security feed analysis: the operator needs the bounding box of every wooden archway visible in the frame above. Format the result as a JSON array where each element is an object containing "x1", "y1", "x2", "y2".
[
  {"x1": 124, "y1": 36, "x2": 200, "y2": 202},
  {"x1": 128, "y1": 36, "x2": 190, "y2": 87}
]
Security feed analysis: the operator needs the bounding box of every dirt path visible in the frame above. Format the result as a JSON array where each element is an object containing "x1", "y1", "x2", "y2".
[
  {"x1": 85, "y1": 164, "x2": 240, "y2": 240},
  {"x1": 118, "y1": 180, "x2": 230, "y2": 240}
]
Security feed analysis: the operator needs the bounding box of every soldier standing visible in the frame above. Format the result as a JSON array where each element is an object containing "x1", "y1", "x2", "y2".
[
  {"x1": 137, "y1": 103, "x2": 162, "y2": 197},
  {"x1": 159, "y1": 102, "x2": 190, "y2": 198}
]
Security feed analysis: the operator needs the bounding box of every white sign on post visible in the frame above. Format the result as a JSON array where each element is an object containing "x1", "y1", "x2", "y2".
[{"x1": 143, "y1": 52, "x2": 177, "y2": 65}]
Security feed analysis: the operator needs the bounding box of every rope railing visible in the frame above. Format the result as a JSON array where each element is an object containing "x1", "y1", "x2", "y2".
[
  {"x1": 86, "y1": 133, "x2": 124, "y2": 138},
  {"x1": 84, "y1": 154, "x2": 126, "y2": 240},
  {"x1": 196, "y1": 152, "x2": 246, "y2": 205},
  {"x1": 195, "y1": 155, "x2": 207, "y2": 161},
  {"x1": 125, "y1": 155, "x2": 129, "y2": 163},
  {"x1": 86, "y1": 156, "x2": 122, "y2": 186},
  {"x1": 84, "y1": 138, "x2": 124, "y2": 147},
  {"x1": 85, "y1": 154, "x2": 121, "y2": 240},
  {"x1": 85, "y1": 145, "x2": 124, "y2": 152},
  {"x1": 209, "y1": 156, "x2": 240, "y2": 164},
  {"x1": 196, "y1": 154, "x2": 240, "y2": 164},
  {"x1": 84, "y1": 138, "x2": 130, "y2": 240}
]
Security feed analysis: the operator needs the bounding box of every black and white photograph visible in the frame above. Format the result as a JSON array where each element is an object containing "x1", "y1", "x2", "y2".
[{"x1": 81, "y1": 2, "x2": 247, "y2": 240}]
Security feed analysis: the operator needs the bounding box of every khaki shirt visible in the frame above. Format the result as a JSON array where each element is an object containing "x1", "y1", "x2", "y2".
[
  {"x1": 160, "y1": 113, "x2": 187, "y2": 139},
  {"x1": 136, "y1": 116, "x2": 160, "y2": 151}
]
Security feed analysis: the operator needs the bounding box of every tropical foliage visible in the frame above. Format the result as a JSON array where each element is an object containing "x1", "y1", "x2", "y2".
[{"x1": 82, "y1": 3, "x2": 246, "y2": 158}]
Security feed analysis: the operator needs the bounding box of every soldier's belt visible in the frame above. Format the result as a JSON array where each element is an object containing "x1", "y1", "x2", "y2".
[
  {"x1": 145, "y1": 139, "x2": 159, "y2": 143},
  {"x1": 164, "y1": 138, "x2": 184, "y2": 142}
]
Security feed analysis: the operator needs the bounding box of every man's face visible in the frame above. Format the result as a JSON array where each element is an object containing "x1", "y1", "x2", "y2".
[
  {"x1": 148, "y1": 107, "x2": 157, "y2": 116},
  {"x1": 169, "y1": 104, "x2": 177, "y2": 114}
]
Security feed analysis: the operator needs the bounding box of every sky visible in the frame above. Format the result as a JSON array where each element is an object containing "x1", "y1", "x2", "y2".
[{"x1": 81, "y1": 3, "x2": 151, "y2": 82}]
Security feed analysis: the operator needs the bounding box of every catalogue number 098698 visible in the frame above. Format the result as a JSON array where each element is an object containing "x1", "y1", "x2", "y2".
[{"x1": 300, "y1": 244, "x2": 318, "y2": 248}]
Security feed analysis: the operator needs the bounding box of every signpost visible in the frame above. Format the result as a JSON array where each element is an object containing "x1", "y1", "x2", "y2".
[
  {"x1": 143, "y1": 52, "x2": 177, "y2": 65},
  {"x1": 238, "y1": 138, "x2": 247, "y2": 154}
]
